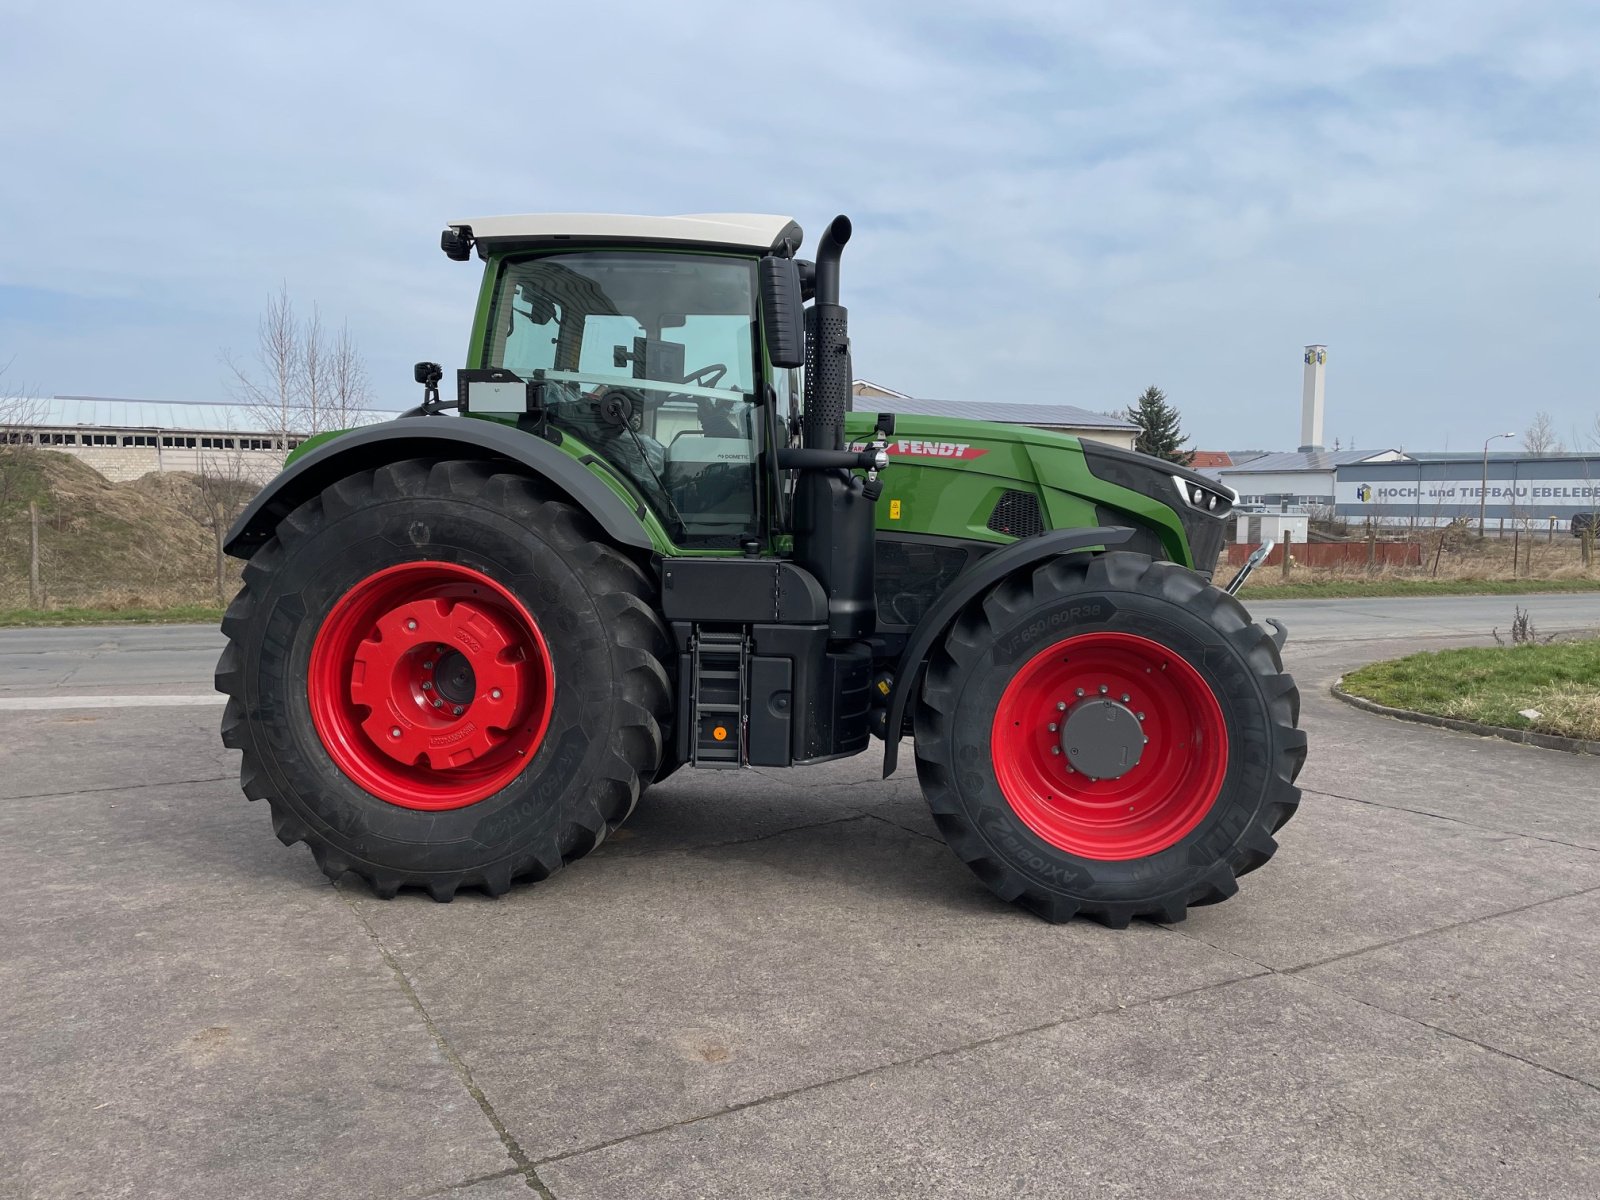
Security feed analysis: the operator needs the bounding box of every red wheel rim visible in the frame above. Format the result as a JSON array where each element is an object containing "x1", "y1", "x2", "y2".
[
  {"x1": 308, "y1": 561, "x2": 555, "y2": 810},
  {"x1": 990, "y1": 631, "x2": 1228, "y2": 860}
]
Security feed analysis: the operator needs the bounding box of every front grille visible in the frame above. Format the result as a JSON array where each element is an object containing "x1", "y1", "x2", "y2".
[{"x1": 987, "y1": 490, "x2": 1044, "y2": 538}]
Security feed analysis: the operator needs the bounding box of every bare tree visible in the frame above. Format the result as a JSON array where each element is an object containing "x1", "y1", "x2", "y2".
[
  {"x1": 224, "y1": 287, "x2": 373, "y2": 449},
  {"x1": 225, "y1": 284, "x2": 302, "y2": 453},
  {"x1": 1, "y1": 357, "x2": 47, "y2": 509},
  {"x1": 301, "y1": 303, "x2": 327, "y2": 436},
  {"x1": 325, "y1": 319, "x2": 371, "y2": 432},
  {"x1": 188, "y1": 447, "x2": 258, "y2": 605},
  {"x1": 1523, "y1": 410, "x2": 1563, "y2": 457}
]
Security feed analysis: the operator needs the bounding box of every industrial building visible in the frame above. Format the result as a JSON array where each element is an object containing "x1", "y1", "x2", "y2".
[
  {"x1": 1334, "y1": 455, "x2": 1600, "y2": 529},
  {"x1": 2, "y1": 396, "x2": 388, "y2": 483},
  {"x1": 1215, "y1": 447, "x2": 1410, "y2": 509},
  {"x1": 1200, "y1": 346, "x2": 1408, "y2": 508}
]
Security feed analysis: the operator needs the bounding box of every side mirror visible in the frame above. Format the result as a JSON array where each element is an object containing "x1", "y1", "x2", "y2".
[{"x1": 759, "y1": 256, "x2": 806, "y2": 370}]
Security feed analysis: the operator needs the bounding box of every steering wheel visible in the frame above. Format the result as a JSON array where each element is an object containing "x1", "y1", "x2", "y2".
[{"x1": 683, "y1": 363, "x2": 728, "y2": 388}]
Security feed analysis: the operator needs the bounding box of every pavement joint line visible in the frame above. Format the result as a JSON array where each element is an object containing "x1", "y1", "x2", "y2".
[
  {"x1": 531, "y1": 967, "x2": 1274, "y2": 1168},
  {"x1": 0, "y1": 693, "x2": 226, "y2": 710},
  {"x1": 1281, "y1": 972, "x2": 1600, "y2": 1095},
  {"x1": 337, "y1": 888, "x2": 554, "y2": 1199},
  {"x1": 858, "y1": 809, "x2": 946, "y2": 845},
  {"x1": 1280, "y1": 882, "x2": 1600, "y2": 978},
  {"x1": 1160, "y1": 883, "x2": 1600, "y2": 992},
  {"x1": 402, "y1": 1166, "x2": 527, "y2": 1199},
  {"x1": 642, "y1": 812, "x2": 873, "y2": 856},
  {"x1": 1300, "y1": 784, "x2": 1600, "y2": 854},
  {"x1": 4, "y1": 774, "x2": 237, "y2": 802}
]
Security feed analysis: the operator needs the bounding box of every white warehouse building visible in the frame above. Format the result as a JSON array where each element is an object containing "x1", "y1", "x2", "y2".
[
  {"x1": 2, "y1": 396, "x2": 390, "y2": 483},
  {"x1": 1213, "y1": 448, "x2": 1410, "y2": 510}
]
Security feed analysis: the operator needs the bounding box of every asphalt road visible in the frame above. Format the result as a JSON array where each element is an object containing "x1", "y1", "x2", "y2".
[
  {"x1": 2, "y1": 593, "x2": 1597, "y2": 1199},
  {"x1": 2, "y1": 592, "x2": 1596, "y2": 701}
]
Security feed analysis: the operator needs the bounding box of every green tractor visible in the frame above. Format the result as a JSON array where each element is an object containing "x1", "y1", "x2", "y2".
[{"x1": 216, "y1": 212, "x2": 1304, "y2": 925}]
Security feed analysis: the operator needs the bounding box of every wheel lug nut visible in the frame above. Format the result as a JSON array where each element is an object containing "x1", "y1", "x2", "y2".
[
  {"x1": 1099, "y1": 685, "x2": 1108, "y2": 694},
  {"x1": 406, "y1": 619, "x2": 417, "y2": 631},
  {"x1": 490, "y1": 688, "x2": 502, "y2": 700},
  {"x1": 1056, "y1": 701, "x2": 1066, "y2": 712},
  {"x1": 452, "y1": 706, "x2": 464, "y2": 716},
  {"x1": 389, "y1": 727, "x2": 401, "y2": 739},
  {"x1": 1075, "y1": 688, "x2": 1084, "y2": 697},
  {"x1": 1050, "y1": 745, "x2": 1060, "y2": 755},
  {"x1": 1120, "y1": 693, "x2": 1130, "y2": 702},
  {"x1": 432, "y1": 698, "x2": 443, "y2": 708},
  {"x1": 1047, "y1": 722, "x2": 1057, "y2": 732},
  {"x1": 422, "y1": 660, "x2": 434, "y2": 670},
  {"x1": 421, "y1": 681, "x2": 432, "y2": 691}
]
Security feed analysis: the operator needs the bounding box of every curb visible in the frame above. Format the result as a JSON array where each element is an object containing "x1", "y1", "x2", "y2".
[{"x1": 1330, "y1": 679, "x2": 1600, "y2": 757}]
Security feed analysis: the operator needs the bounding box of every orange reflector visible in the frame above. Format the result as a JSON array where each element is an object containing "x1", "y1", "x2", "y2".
[{"x1": 712, "y1": 725, "x2": 728, "y2": 742}]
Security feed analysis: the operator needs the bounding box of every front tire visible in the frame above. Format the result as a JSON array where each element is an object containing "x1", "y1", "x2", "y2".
[
  {"x1": 914, "y1": 551, "x2": 1304, "y2": 926},
  {"x1": 215, "y1": 459, "x2": 672, "y2": 900}
]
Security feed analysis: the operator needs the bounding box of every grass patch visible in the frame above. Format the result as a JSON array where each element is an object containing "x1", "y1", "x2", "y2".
[
  {"x1": 0, "y1": 604, "x2": 224, "y2": 628},
  {"x1": 1237, "y1": 577, "x2": 1600, "y2": 600},
  {"x1": 1341, "y1": 637, "x2": 1600, "y2": 742}
]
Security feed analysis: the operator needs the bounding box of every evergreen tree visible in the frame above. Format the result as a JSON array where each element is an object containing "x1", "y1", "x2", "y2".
[{"x1": 1125, "y1": 385, "x2": 1194, "y2": 465}]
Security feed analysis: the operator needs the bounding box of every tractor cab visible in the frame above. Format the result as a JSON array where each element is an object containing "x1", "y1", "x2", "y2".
[{"x1": 455, "y1": 214, "x2": 811, "y2": 550}]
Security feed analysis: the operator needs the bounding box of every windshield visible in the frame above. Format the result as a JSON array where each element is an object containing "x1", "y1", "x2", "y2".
[{"x1": 484, "y1": 251, "x2": 762, "y2": 546}]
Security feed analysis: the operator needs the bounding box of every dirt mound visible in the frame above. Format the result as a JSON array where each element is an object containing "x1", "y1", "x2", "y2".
[{"x1": 0, "y1": 450, "x2": 247, "y2": 609}]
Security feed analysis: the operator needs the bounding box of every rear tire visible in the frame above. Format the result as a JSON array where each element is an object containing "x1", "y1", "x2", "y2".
[
  {"x1": 215, "y1": 459, "x2": 672, "y2": 900},
  {"x1": 914, "y1": 551, "x2": 1304, "y2": 926}
]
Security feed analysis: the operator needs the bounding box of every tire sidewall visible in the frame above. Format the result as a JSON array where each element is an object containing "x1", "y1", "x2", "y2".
[
  {"x1": 243, "y1": 488, "x2": 630, "y2": 874},
  {"x1": 945, "y1": 576, "x2": 1277, "y2": 902}
]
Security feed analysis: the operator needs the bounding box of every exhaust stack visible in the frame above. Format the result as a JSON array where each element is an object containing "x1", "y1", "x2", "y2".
[
  {"x1": 793, "y1": 215, "x2": 874, "y2": 639},
  {"x1": 803, "y1": 215, "x2": 853, "y2": 451}
]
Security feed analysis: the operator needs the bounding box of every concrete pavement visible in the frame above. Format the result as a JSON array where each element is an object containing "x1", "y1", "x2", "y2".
[{"x1": 1, "y1": 594, "x2": 1597, "y2": 1198}]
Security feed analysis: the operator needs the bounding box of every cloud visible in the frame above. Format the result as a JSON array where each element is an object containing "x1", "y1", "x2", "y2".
[{"x1": 2, "y1": 0, "x2": 1597, "y2": 450}]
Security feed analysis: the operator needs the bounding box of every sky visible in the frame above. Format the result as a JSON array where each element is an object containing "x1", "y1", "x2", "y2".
[{"x1": 2, "y1": 0, "x2": 1597, "y2": 453}]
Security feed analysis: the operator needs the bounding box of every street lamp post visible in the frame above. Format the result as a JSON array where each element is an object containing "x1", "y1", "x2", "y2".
[{"x1": 1479, "y1": 432, "x2": 1516, "y2": 537}]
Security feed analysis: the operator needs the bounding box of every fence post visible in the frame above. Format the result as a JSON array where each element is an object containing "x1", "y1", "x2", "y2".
[
  {"x1": 1281, "y1": 529, "x2": 1292, "y2": 580},
  {"x1": 1584, "y1": 527, "x2": 1595, "y2": 569},
  {"x1": 213, "y1": 502, "x2": 227, "y2": 608},
  {"x1": 1366, "y1": 526, "x2": 1377, "y2": 572},
  {"x1": 1548, "y1": 516, "x2": 1556, "y2": 543},
  {"x1": 1512, "y1": 530, "x2": 1519, "y2": 576},
  {"x1": 28, "y1": 501, "x2": 42, "y2": 608}
]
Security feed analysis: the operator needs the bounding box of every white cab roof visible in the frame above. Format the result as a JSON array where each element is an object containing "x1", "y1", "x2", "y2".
[{"x1": 449, "y1": 212, "x2": 802, "y2": 254}]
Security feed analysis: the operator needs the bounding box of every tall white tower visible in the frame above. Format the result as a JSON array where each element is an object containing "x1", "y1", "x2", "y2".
[{"x1": 1299, "y1": 345, "x2": 1327, "y2": 453}]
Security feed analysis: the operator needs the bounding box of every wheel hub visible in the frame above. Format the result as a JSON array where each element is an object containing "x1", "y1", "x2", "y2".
[
  {"x1": 989, "y1": 630, "x2": 1229, "y2": 860},
  {"x1": 348, "y1": 597, "x2": 524, "y2": 769},
  {"x1": 307, "y1": 561, "x2": 555, "y2": 810},
  {"x1": 431, "y1": 649, "x2": 477, "y2": 707},
  {"x1": 1059, "y1": 698, "x2": 1147, "y2": 781}
]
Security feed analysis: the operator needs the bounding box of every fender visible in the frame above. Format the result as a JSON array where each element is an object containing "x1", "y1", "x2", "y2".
[
  {"x1": 224, "y1": 416, "x2": 654, "y2": 558},
  {"x1": 880, "y1": 526, "x2": 1134, "y2": 777}
]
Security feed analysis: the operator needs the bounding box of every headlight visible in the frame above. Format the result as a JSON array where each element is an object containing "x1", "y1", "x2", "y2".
[{"x1": 1173, "y1": 475, "x2": 1236, "y2": 516}]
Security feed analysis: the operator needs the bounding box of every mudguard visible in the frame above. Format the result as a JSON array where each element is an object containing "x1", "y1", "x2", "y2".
[
  {"x1": 224, "y1": 416, "x2": 654, "y2": 558},
  {"x1": 880, "y1": 526, "x2": 1134, "y2": 777}
]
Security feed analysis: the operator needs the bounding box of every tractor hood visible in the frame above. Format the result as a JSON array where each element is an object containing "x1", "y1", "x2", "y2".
[
  {"x1": 843, "y1": 409, "x2": 1235, "y2": 574},
  {"x1": 845, "y1": 410, "x2": 1233, "y2": 502}
]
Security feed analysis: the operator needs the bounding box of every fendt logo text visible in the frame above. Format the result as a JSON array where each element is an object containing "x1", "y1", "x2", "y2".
[{"x1": 887, "y1": 439, "x2": 989, "y2": 460}]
